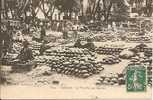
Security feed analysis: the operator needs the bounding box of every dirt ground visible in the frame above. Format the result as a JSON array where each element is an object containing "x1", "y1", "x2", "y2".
[
  {"x1": 0, "y1": 42, "x2": 152, "y2": 99},
  {"x1": 1, "y1": 61, "x2": 152, "y2": 99},
  {"x1": 1, "y1": 42, "x2": 152, "y2": 86}
]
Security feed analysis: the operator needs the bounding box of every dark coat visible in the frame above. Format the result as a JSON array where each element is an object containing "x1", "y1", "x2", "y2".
[
  {"x1": 18, "y1": 47, "x2": 34, "y2": 61},
  {"x1": 40, "y1": 28, "x2": 46, "y2": 40},
  {"x1": 83, "y1": 42, "x2": 95, "y2": 51},
  {"x1": 74, "y1": 41, "x2": 83, "y2": 48}
]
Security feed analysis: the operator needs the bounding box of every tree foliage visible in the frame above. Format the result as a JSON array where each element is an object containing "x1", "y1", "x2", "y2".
[
  {"x1": 111, "y1": 0, "x2": 130, "y2": 22},
  {"x1": 86, "y1": 0, "x2": 130, "y2": 23},
  {"x1": 128, "y1": 0, "x2": 153, "y2": 16},
  {"x1": 55, "y1": 0, "x2": 80, "y2": 13}
]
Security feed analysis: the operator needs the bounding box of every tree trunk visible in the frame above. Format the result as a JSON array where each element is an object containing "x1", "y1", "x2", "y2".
[
  {"x1": 10, "y1": 8, "x2": 14, "y2": 19},
  {"x1": 50, "y1": 6, "x2": 55, "y2": 21},
  {"x1": 106, "y1": 1, "x2": 112, "y2": 24},
  {"x1": 146, "y1": 0, "x2": 153, "y2": 16},
  {"x1": 93, "y1": 0, "x2": 101, "y2": 20},
  {"x1": 102, "y1": 0, "x2": 107, "y2": 22},
  {"x1": 24, "y1": 11, "x2": 27, "y2": 20},
  {"x1": 91, "y1": 0, "x2": 97, "y2": 19},
  {"x1": 50, "y1": 7, "x2": 55, "y2": 21},
  {"x1": 80, "y1": 0, "x2": 84, "y2": 16},
  {"x1": 103, "y1": 0, "x2": 113, "y2": 25},
  {"x1": 69, "y1": 10, "x2": 72, "y2": 20},
  {"x1": 58, "y1": 12, "x2": 61, "y2": 20}
]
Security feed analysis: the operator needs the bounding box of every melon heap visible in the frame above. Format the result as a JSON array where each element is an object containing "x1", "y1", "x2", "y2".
[
  {"x1": 48, "y1": 56, "x2": 104, "y2": 78},
  {"x1": 34, "y1": 47, "x2": 104, "y2": 78}
]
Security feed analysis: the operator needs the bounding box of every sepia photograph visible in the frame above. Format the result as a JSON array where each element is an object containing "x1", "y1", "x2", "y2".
[{"x1": 0, "y1": 0, "x2": 152, "y2": 99}]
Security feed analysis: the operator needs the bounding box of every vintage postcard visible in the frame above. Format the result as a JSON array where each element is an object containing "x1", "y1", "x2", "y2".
[{"x1": 0, "y1": 0, "x2": 152, "y2": 99}]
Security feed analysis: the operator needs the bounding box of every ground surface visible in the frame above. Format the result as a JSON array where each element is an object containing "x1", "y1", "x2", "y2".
[{"x1": 0, "y1": 41, "x2": 152, "y2": 99}]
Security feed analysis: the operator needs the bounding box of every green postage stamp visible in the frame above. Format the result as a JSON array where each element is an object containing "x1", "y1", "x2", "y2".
[{"x1": 126, "y1": 65, "x2": 146, "y2": 92}]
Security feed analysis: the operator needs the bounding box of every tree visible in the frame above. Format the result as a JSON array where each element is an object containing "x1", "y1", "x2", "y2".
[
  {"x1": 84, "y1": 0, "x2": 114, "y2": 23},
  {"x1": 82, "y1": 0, "x2": 112, "y2": 22},
  {"x1": 111, "y1": 0, "x2": 130, "y2": 22},
  {"x1": 87, "y1": 0, "x2": 130, "y2": 24},
  {"x1": 54, "y1": 0, "x2": 80, "y2": 19},
  {"x1": 3, "y1": 0, "x2": 28, "y2": 19},
  {"x1": 145, "y1": 0, "x2": 153, "y2": 16},
  {"x1": 38, "y1": 0, "x2": 56, "y2": 19},
  {"x1": 129, "y1": 0, "x2": 153, "y2": 16},
  {"x1": 102, "y1": 0, "x2": 113, "y2": 24}
]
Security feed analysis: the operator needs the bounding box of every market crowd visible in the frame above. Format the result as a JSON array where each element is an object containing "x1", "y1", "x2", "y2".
[{"x1": 0, "y1": 21, "x2": 95, "y2": 63}]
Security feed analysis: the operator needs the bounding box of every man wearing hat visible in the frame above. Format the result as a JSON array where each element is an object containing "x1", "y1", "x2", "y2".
[
  {"x1": 17, "y1": 40, "x2": 34, "y2": 62},
  {"x1": 74, "y1": 39, "x2": 83, "y2": 48},
  {"x1": 39, "y1": 40, "x2": 50, "y2": 55},
  {"x1": 83, "y1": 38, "x2": 95, "y2": 51}
]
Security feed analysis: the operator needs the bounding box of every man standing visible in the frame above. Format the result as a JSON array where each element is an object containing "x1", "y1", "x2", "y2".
[
  {"x1": 40, "y1": 25, "x2": 46, "y2": 41},
  {"x1": 62, "y1": 27, "x2": 68, "y2": 39},
  {"x1": 39, "y1": 41, "x2": 49, "y2": 55},
  {"x1": 74, "y1": 39, "x2": 83, "y2": 48},
  {"x1": 83, "y1": 38, "x2": 95, "y2": 51}
]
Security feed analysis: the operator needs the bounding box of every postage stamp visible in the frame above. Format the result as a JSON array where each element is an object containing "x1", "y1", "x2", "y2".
[{"x1": 126, "y1": 65, "x2": 146, "y2": 92}]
